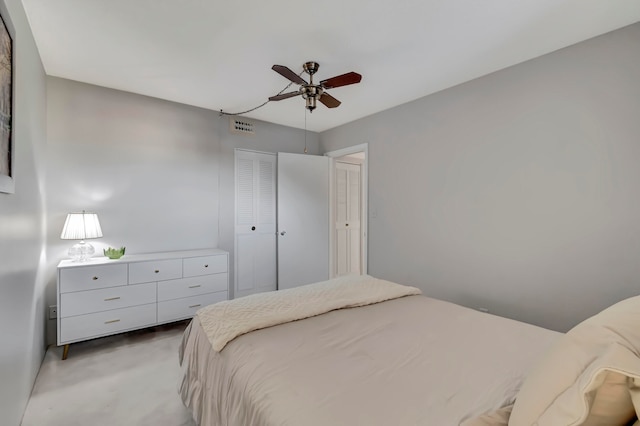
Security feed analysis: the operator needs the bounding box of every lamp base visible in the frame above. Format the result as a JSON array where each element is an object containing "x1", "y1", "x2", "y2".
[{"x1": 68, "y1": 240, "x2": 96, "y2": 262}]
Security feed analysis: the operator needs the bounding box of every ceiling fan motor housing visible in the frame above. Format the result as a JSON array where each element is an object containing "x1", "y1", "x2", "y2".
[
  {"x1": 300, "y1": 85, "x2": 324, "y2": 99},
  {"x1": 300, "y1": 85, "x2": 324, "y2": 111}
]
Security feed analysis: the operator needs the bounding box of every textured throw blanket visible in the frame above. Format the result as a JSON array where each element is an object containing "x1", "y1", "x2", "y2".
[{"x1": 196, "y1": 274, "x2": 421, "y2": 351}]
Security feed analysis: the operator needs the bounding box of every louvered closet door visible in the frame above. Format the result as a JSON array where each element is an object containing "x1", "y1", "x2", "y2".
[
  {"x1": 235, "y1": 150, "x2": 277, "y2": 298},
  {"x1": 335, "y1": 161, "x2": 361, "y2": 276}
]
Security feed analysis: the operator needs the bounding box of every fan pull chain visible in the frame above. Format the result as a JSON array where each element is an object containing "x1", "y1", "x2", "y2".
[{"x1": 304, "y1": 109, "x2": 308, "y2": 154}]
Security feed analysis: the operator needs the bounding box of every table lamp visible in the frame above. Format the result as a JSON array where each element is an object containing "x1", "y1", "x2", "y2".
[{"x1": 60, "y1": 211, "x2": 103, "y2": 262}]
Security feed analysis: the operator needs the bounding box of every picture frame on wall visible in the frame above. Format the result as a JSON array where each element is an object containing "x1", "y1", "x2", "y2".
[{"x1": 0, "y1": 0, "x2": 14, "y2": 194}]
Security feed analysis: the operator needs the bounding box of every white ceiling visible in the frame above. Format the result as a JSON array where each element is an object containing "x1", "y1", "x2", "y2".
[{"x1": 20, "y1": 0, "x2": 640, "y2": 132}]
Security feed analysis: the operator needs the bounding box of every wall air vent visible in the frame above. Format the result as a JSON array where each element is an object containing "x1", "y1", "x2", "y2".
[{"x1": 230, "y1": 118, "x2": 255, "y2": 135}]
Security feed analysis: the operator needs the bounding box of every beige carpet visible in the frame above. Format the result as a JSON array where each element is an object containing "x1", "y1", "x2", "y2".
[{"x1": 21, "y1": 322, "x2": 196, "y2": 426}]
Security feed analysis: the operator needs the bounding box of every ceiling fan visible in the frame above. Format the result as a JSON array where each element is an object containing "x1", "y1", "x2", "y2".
[{"x1": 269, "y1": 61, "x2": 362, "y2": 112}]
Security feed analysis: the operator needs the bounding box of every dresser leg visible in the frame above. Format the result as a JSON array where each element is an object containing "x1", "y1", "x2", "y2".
[{"x1": 62, "y1": 344, "x2": 70, "y2": 360}]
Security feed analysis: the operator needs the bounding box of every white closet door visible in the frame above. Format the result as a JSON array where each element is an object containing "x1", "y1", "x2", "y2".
[
  {"x1": 277, "y1": 153, "x2": 329, "y2": 290},
  {"x1": 335, "y1": 162, "x2": 361, "y2": 276},
  {"x1": 235, "y1": 150, "x2": 277, "y2": 298}
]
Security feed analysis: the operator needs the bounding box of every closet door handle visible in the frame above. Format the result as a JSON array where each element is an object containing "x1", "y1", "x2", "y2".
[
  {"x1": 251, "y1": 226, "x2": 256, "y2": 231},
  {"x1": 280, "y1": 231, "x2": 286, "y2": 236}
]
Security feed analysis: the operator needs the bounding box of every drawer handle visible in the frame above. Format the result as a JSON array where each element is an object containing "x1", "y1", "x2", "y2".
[
  {"x1": 104, "y1": 319, "x2": 121, "y2": 324},
  {"x1": 189, "y1": 304, "x2": 201, "y2": 309},
  {"x1": 204, "y1": 264, "x2": 209, "y2": 268},
  {"x1": 188, "y1": 285, "x2": 201, "y2": 289},
  {"x1": 92, "y1": 276, "x2": 99, "y2": 280},
  {"x1": 104, "y1": 296, "x2": 121, "y2": 301},
  {"x1": 154, "y1": 270, "x2": 160, "y2": 273}
]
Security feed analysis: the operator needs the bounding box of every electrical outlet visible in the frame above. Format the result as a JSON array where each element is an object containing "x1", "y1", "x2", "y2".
[{"x1": 49, "y1": 305, "x2": 58, "y2": 320}]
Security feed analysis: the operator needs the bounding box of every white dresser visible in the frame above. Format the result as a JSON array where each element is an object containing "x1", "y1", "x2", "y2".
[{"x1": 57, "y1": 248, "x2": 228, "y2": 359}]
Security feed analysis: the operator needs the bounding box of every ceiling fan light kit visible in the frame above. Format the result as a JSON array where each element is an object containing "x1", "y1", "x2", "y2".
[{"x1": 269, "y1": 61, "x2": 362, "y2": 112}]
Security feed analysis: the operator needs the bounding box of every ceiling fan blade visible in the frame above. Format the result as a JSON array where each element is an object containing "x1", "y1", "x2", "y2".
[
  {"x1": 319, "y1": 92, "x2": 341, "y2": 108},
  {"x1": 272, "y1": 65, "x2": 307, "y2": 85},
  {"x1": 320, "y1": 72, "x2": 362, "y2": 89},
  {"x1": 269, "y1": 91, "x2": 300, "y2": 101}
]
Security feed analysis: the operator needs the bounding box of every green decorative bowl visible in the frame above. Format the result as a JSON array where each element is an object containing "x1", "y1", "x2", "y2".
[{"x1": 104, "y1": 247, "x2": 126, "y2": 259}]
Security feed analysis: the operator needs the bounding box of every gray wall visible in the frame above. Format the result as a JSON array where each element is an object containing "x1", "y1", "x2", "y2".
[
  {"x1": 46, "y1": 77, "x2": 222, "y2": 255},
  {"x1": 44, "y1": 77, "x2": 319, "y2": 341},
  {"x1": 0, "y1": 0, "x2": 47, "y2": 425},
  {"x1": 320, "y1": 23, "x2": 640, "y2": 332}
]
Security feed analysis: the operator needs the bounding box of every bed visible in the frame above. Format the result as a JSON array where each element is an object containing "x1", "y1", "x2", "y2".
[{"x1": 178, "y1": 275, "x2": 640, "y2": 426}]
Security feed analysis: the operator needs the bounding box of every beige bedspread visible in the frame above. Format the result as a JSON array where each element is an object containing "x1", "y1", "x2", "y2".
[
  {"x1": 179, "y1": 281, "x2": 559, "y2": 426},
  {"x1": 196, "y1": 275, "x2": 421, "y2": 351}
]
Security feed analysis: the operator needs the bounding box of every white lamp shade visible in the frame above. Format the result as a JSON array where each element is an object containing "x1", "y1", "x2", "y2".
[{"x1": 60, "y1": 211, "x2": 103, "y2": 240}]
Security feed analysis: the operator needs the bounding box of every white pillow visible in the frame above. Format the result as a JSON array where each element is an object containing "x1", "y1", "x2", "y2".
[{"x1": 509, "y1": 295, "x2": 640, "y2": 426}]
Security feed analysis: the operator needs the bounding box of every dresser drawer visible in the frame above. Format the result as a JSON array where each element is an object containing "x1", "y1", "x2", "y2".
[
  {"x1": 183, "y1": 255, "x2": 227, "y2": 277},
  {"x1": 157, "y1": 292, "x2": 227, "y2": 323},
  {"x1": 60, "y1": 283, "x2": 156, "y2": 318},
  {"x1": 129, "y1": 259, "x2": 182, "y2": 284},
  {"x1": 157, "y1": 274, "x2": 228, "y2": 302},
  {"x1": 60, "y1": 303, "x2": 157, "y2": 343},
  {"x1": 59, "y1": 264, "x2": 128, "y2": 293}
]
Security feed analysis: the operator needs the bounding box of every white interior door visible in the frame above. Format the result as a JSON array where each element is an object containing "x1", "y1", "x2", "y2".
[
  {"x1": 326, "y1": 144, "x2": 368, "y2": 278},
  {"x1": 235, "y1": 150, "x2": 277, "y2": 298},
  {"x1": 335, "y1": 161, "x2": 361, "y2": 276},
  {"x1": 277, "y1": 152, "x2": 329, "y2": 290}
]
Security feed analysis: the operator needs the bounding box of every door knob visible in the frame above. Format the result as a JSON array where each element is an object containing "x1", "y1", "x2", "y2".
[
  {"x1": 280, "y1": 231, "x2": 286, "y2": 236},
  {"x1": 251, "y1": 226, "x2": 256, "y2": 231}
]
